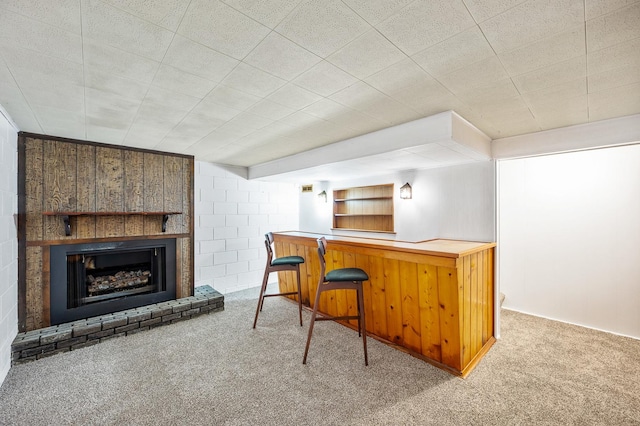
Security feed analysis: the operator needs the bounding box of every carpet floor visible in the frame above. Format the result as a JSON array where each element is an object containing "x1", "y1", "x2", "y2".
[{"x1": 1, "y1": 287, "x2": 639, "y2": 425}]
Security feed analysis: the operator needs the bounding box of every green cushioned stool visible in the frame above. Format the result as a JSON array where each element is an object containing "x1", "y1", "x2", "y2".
[
  {"x1": 253, "y1": 232, "x2": 305, "y2": 328},
  {"x1": 303, "y1": 237, "x2": 369, "y2": 366}
]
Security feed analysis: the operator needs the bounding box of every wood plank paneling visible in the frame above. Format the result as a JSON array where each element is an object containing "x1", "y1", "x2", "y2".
[
  {"x1": 163, "y1": 156, "x2": 183, "y2": 235},
  {"x1": 272, "y1": 233, "x2": 495, "y2": 377},
  {"x1": 18, "y1": 133, "x2": 195, "y2": 331},
  {"x1": 418, "y1": 264, "x2": 441, "y2": 361},
  {"x1": 399, "y1": 261, "x2": 421, "y2": 353},
  {"x1": 95, "y1": 147, "x2": 124, "y2": 238},
  {"x1": 124, "y1": 150, "x2": 145, "y2": 236},
  {"x1": 75, "y1": 144, "x2": 96, "y2": 238},
  {"x1": 143, "y1": 153, "x2": 164, "y2": 235},
  {"x1": 438, "y1": 266, "x2": 461, "y2": 370},
  {"x1": 383, "y1": 258, "x2": 403, "y2": 345},
  {"x1": 26, "y1": 246, "x2": 42, "y2": 331},
  {"x1": 25, "y1": 138, "x2": 44, "y2": 242},
  {"x1": 43, "y1": 141, "x2": 76, "y2": 240}
]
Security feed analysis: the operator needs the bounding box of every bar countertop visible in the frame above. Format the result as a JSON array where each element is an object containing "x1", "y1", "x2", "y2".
[{"x1": 274, "y1": 231, "x2": 496, "y2": 259}]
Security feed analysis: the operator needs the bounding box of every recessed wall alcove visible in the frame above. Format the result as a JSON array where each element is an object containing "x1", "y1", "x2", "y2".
[{"x1": 17, "y1": 132, "x2": 194, "y2": 332}]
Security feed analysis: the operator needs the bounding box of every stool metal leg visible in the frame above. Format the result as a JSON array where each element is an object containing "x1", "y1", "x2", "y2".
[
  {"x1": 357, "y1": 284, "x2": 368, "y2": 366},
  {"x1": 252, "y1": 266, "x2": 271, "y2": 329},
  {"x1": 302, "y1": 282, "x2": 323, "y2": 364}
]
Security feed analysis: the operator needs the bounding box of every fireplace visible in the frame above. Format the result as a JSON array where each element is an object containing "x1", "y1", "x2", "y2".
[{"x1": 50, "y1": 239, "x2": 177, "y2": 325}]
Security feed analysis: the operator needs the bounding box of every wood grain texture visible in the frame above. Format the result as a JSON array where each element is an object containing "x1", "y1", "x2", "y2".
[
  {"x1": 96, "y1": 147, "x2": 124, "y2": 237},
  {"x1": 25, "y1": 138, "x2": 44, "y2": 241},
  {"x1": 124, "y1": 150, "x2": 145, "y2": 236},
  {"x1": 43, "y1": 140, "x2": 76, "y2": 240},
  {"x1": 273, "y1": 232, "x2": 495, "y2": 377},
  {"x1": 18, "y1": 133, "x2": 195, "y2": 331},
  {"x1": 75, "y1": 144, "x2": 96, "y2": 238}
]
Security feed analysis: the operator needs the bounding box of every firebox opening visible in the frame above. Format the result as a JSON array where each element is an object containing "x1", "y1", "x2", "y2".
[
  {"x1": 50, "y1": 239, "x2": 176, "y2": 325},
  {"x1": 66, "y1": 247, "x2": 165, "y2": 308}
]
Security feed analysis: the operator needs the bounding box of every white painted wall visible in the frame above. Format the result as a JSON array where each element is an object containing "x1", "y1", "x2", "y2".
[
  {"x1": 0, "y1": 108, "x2": 18, "y2": 386},
  {"x1": 299, "y1": 161, "x2": 496, "y2": 243},
  {"x1": 194, "y1": 161, "x2": 299, "y2": 294},
  {"x1": 498, "y1": 144, "x2": 640, "y2": 339}
]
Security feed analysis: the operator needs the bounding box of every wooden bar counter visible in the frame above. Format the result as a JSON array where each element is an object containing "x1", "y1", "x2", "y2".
[{"x1": 273, "y1": 231, "x2": 496, "y2": 377}]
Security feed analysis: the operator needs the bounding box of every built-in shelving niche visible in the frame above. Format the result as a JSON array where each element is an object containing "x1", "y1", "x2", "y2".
[{"x1": 332, "y1": 184, "x2": 394, "y2": 233}]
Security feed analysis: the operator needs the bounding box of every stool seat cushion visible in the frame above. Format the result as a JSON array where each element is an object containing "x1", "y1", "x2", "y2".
[
  {"x1": 326, "y1": 268, "x2": 369, "y2": 282},
  {"x1": 271, "y1": 256, "x2": 304, "y2": 266}
]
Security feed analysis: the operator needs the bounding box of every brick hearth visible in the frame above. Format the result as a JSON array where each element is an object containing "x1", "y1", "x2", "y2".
[{"x1": 11, "y1": 285, "x2": 223, "y2": 365}]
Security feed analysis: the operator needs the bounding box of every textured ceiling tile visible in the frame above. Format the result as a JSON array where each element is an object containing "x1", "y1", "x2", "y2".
[
  {"x1": 376, "y1": 0, "x2": 476, "y2": 55},
  {"x1": 178, "y1": 0, "x2": 269, "y2": 60},
  {"x1": 228, "y1": 111, "x2": 274, "y2": 130},
  {"x1": 586, "y1": 3, "x2": 640, "y2": 52},
  {"x1": 438, "y1": 56, "x2": 509, "y2": 94},
  {"x1": 82, "y1": 0, "x2": 174, "y2": 61},
  {"x1": 163, "y1": 35, "x2": 238, "y2": 83},
  {"x1": 1, "y1": 46, "x2": 84, "y2": 86},
  {"x1": 520, "y1": 78, "x2": 587, "y2": 105},
  {"x1": 329, "y1": 81, "x2": 384, "y2": 110},
  {"x1": 275, "y1": 0, "x2": 371, "y2": 57},
  {"x1": 588, "y1": 82, "x2": 640, "y2": 121},
  {"x1": 301, "y1": 98, "x2": 353, "y2": 119},
  {"x1": 358, "y1": 96, "x2": 421, "y2": 126},
  {"x1": 21, "y1": 80, "x2": 84, "y2": 113},
  {"x1": 536, "y1": 104, "x2": 589, "y2": 130},
  {"x1": 143, "y1": 85, "x2": 202, "y2": 112},
  {"x1": 0, "y1": 9, "x2": 82, "y2": 63},
  {"x1": 513, "y1": 56, "x2": 586, "y2": 93},
  {"x1": 243, "y1": 32, "x2": 321, "y2": 80},
  {"x1": 386, "y1": 78, "x2": 452, "y2": 111},
  {"x1": 213, "y1": 120, "x2": 256, "y2": 138},
  {"x1": 101, "y1": 0, "x2": 189, "y2": 31},
  {"x1": 245, "y1": 100, "x2": 296, "y2": 121},
  {"x1": 221, "y1": 62, "x2": 287, "y2": 98},
  {"x1": 85, "y1": 88, "x2": 142, "y2": 117},
  {"x1": 278, "y1": 111, "x2": 325, "y2": 128},
  {"x1": 411, "y1": 26, "x2": 494, "y2": 77},
  {"x1": 500, "y1": 25, "x2": 585, "y2": 76},
  {"x1": 462, "y1": 0, "x2": 528, "y2": 22},
  {"x1": 528, "y1": 93, "x2": 588, "y2": 116},
  {"x1": 191, "y1": 100, "x2": 242, "y2": 122},
  {"x1": 84, "y1": 69, "x2": 149, "y2": 103},
  {"x1": 0, "y1": 0, "x2": 81, "y2": 34},
  {"x1": 365, "y1": 58, "x2": 434, "y2": 96},
  {"x1": 588, "y1": 64, "x2": 640, "y2": 93},
  {"x1": 85, "y1": 125, "x2": 127, "y2": 144},
  {"x1": 204, "y1": 85, "x2": 261, "y2": 110},
  {"x1": 585, "y1": 0, "x2": 639, "y2": 20},
  {"x1": 480, "y1": 0, "x2": 584, "y2": 53},
  {"x1": 221, "y1": 0, "x2": 303, "y2": 28},
  {"x1": 152, "y1": 64, "x2": 217, "y2": 98},
  {"x1": 163, "y1": 114, "x2": 226, "y2": 144},
  {"x1": 587, "y1": 37, "x2": 640, "y2": 75},
  {"x1": 341, "y1": 0, "x2": 413, "y2": 25},
  {"x1": 456, "y1": 78, "x2": 521, "y2": 106},
  {"x1": 83, "y1": 40, "x2": 160, "y2": 83},
  {"x1": 292, "y1": 60, "x2": 358, "y2": 96},
  {"x1": 265, "y1": 83, "x2": 322, "y2": 109},
  {"x1": 327, "y1": 29, "x2": 406, "y2": 79}
]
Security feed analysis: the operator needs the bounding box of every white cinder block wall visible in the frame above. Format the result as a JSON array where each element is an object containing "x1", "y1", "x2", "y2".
[
  {"x1": 194, "y1": 161, "x2": 299, "y2": 294},
  {"x1": 0, "y1": 109, "x2": 18, "y2": 386}
]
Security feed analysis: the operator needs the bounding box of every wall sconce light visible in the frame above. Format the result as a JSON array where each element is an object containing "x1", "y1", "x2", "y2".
[
  {"x1": 317, "y1": 190, "x2": 327, "y2": 203},
  {"x1": 400, "y1": 182, "x2": 412, "y2": 199}
]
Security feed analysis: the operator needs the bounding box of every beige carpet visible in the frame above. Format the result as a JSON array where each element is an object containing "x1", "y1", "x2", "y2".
[{"x1": 1, "y1": 287, "x2": 639, "y2": 425}]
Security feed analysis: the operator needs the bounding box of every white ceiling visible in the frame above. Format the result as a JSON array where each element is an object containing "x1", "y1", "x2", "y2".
[{"x1": 0, "y1": 0, "x2": 639, "y2": 176}]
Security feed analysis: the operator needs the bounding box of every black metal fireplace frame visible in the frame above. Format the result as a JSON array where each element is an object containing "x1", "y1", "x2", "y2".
[{"x1": 50, "y1": 239, "x2": 177, "y2": 325}]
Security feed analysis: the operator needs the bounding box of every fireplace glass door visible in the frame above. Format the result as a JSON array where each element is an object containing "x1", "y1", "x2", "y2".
[{"x1": 50, "y1": 239, "x2": 176, "y2": 325}]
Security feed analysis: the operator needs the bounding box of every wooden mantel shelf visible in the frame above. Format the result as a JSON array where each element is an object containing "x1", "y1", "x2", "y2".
[{"x1": 43, "y1": 211, "x2": 182, "y2": 236}]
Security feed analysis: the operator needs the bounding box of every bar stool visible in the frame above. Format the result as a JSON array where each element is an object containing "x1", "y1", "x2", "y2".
[
  {"x1": 253, "y1": 232, "x2": 305, "y2": 328},
  {"x1": 303, "y1": 237, "x2": 369, "y2": 366}
]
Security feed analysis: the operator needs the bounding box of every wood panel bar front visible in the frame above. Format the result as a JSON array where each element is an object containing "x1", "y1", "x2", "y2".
[{"x1": 273, "y1": 231, "x2": 496, "y2": 377}]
